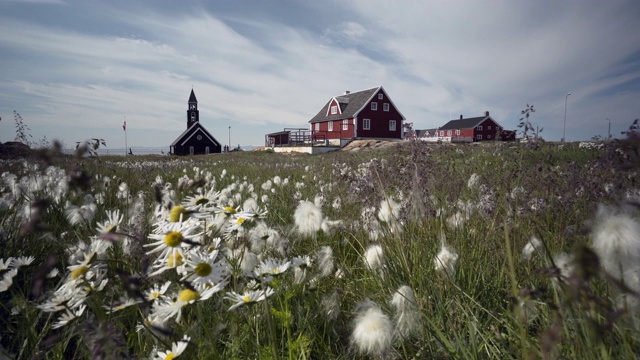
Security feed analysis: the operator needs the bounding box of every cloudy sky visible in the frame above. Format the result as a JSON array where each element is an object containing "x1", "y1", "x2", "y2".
[{"x1": 1, "y1": 0, "x2": 639, "y2": 150}]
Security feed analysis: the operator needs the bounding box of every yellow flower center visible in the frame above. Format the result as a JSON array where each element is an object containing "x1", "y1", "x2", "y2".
[
  {"x1": 178, "y1": 288, "x2": 201, "y2": 302},
  {"x1": 169, "y1": 205, "x2": 189, "y2": 222},
  {"x1": 195, "y1": 197, "x2": 209, "y2": 205},
  {"x1": 236, "y1": 217, "x2": 245, "y2": 225},
  {"x1": 164, "y1": 231, "x2": 183, "y2": 247},
  {"x1": 224, "y1": 206, "x2": 236, "y2": 214},
  {"x1": 152, "y1": 291, "x2": 160, "y2": 299},
  {"x1": 71, "y1": 265, "x2": 88, "y2": 279},
  {"x1": 167, "y1": 252, "x2": 183, "y2": 268},
  {"x1": 106, "y1": 225, "x2": 117, "y2": 233},
  {"x1": 194, "y1": 263, "x2": 212, "y2": 277},
  {"x1": 272, "y1": 268, "x2": 278, "y2": 274},
  {"x1": 243, "y1": 295, "x2": 251, "y2": 303},
  {"x1": 164, "y1": 352, "x2": 175, "y2": 360}
]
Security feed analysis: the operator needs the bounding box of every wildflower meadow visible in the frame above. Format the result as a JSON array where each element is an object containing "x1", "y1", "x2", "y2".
[{"x1": 1, "y1": 137, "x2": 640, "y2": 359}]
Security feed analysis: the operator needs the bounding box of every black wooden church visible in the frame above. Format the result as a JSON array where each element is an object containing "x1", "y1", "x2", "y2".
[{"x1": 170, "y1": 90, "x2": 222, "y2": 155}]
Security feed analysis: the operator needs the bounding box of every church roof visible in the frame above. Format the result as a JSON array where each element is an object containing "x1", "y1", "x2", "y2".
[
  {"x1": 170, "y1": 121, "x2": 220, "y2": 147},
  {"x1": 188, "y1": 89, "x2": 198, "y2": 103}
]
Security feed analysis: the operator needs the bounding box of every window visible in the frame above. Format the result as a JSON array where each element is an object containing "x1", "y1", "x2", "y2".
[
  {"x1": 456, "y1": 129, "x2": 460, "y2": 136},
  {"x1": 189, "y1": 146, "x2": 194, "y2": 155},
  {"x1": 383, "y1": 103, "x2": 389, "y2": 112},
  {"x1": 488, "y1": 125, "x2": 492, "y2": 130},
  {"x1": 315, "y1": 123, "x2": 319, "y2": 131},
  {"x1": 328, "y1": 121, "x2": 333, "y2": 131},
  {"x1": 447, "y1": 130, "x2": 452, "y2": 136},
  {"x1": 378, "y1": 93, "x2": 383, "y2": 100},
  {"x1": 363, "y1": 118, "x2": 371, "y2": 130},
  {"x1": 191, "y1": 113, "x2": 195, "y2": 120},
  {"x1": 477, "y1": 126, "x2": 483, "y2": 131},
  {"x1": 476, "y1": 134, "x2": 482, "y2": 140},
  {"x1": 371, "y1": 102, "x2": 377, "y2": 111},
  {"x1": 205, "y1": 146, "x2": 210, "y2": 154},
  {"x1": 342, "y1": 119, "x2": 348, "y2": 130},
  {"x1": 389, "y1": 120, "x2": 396, "y2": 131},
  {"x1": 331, "y1": 105, "x2": 338, "y2": 115},
  {"x1": 440, "y1": 130, "x2": 444, "y2": 137}
]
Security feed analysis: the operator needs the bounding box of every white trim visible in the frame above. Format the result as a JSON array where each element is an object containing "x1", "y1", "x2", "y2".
[
  {"x1": 389, "y1": 120, "x2": 396, "y2": 131},
  {"x1": 476, "y1": 134, "x2": 482, "y2": 140},
  {"x1": 331, "y1": 105, "x2": 338, "y2": 115},
  {"x1": 342, "y1": 119, "x2": 348, "y2": 130},
  {"x1": 371, "y1": 102, "x2": 377, "y2": 111},
  {"x1": 456, "y1": 129, "x2": 460, "y2": 135},
  {"x1": 383, "y1": 103, "x2": 389, "y2": 111},
  {"x1": 315, "y1": 122, "x2": 319, "y2": 131},
  {"x1": 363, "y1": 118, "x2": 371, "y2": 130},
  {"x1": 378, "y1": 93, "x2": 383, "y2": 99},
  {"x1": 328, "y1": 121, "x2": 333, "y2": 131}
]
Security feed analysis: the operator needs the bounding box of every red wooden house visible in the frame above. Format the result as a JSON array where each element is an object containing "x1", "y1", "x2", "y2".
[
  {"x1": 437, "y1": 112, "x2": 508, "y2": 142},
  {"x1": 308, "y1": 86, "x2": 405, "y2": 145}
]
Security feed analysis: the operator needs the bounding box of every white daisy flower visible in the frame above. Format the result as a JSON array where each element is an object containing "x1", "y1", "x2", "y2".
[
  {"x1": 254, "y1": 258, "x2": 291, "y2": 277},
  {"x1": 225, "y1": 287, "x2": 275, "y2": 311},
  {"x1": 155, "y1": 335, "x2": 190, "y2": 360},
  {"x1": 145, "y1": 281, "x2": 172, "y2": 302},
  {"x1": 52, "y1": 304, "x2": 87, "y2": 329}
]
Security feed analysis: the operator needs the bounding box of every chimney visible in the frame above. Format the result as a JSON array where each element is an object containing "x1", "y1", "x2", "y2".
[
  {"x1": 345, "y1": 91, "x2": 350, "y2": 95},
  {"x1": 460, "y1": 114, "x2": 463, "y2": 119},
  {"x1": 484, "y1": 111, "x2": 490, "y2": 117}
]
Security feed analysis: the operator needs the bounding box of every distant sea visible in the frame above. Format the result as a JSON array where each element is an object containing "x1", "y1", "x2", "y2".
[{"x1": 64, "y1": 146, "x2": 258, "y2": 156}]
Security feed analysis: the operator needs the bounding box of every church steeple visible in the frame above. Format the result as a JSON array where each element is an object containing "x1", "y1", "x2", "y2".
[{"x1": 187, "y1": 89, "x2": 199, "y2": 128}]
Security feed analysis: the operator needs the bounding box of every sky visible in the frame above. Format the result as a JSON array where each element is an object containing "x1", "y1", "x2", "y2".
[{"x1": 1, "y1": 0, "x2": 639, "y2": 150}]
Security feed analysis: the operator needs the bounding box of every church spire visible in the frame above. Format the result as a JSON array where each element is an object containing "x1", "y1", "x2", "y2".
[{"x1": 187, "y1": 89, "x2": 199, "y2": 128}]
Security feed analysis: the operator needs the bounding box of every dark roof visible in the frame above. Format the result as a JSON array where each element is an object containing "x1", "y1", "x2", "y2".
[
  {"x1": 439, "y1": 116, "x2": 502, "y2": 130},
  {"x1": 171, "y1": 121, "x2": 220, "y2": 147},
  {"x1": 309, "y1": 87, "x2": 379, "y2": 123},
  {"x1": 188, "y1": 89, "x2": 198, "y2": 103}
]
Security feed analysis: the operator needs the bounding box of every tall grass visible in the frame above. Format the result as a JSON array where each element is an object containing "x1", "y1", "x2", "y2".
[{"x1": 0, "y1": 140, "x2": 638, "y2": 359}]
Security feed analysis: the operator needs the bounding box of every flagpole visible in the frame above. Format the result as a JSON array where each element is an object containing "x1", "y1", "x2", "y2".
[{"x1": 123, "y1": 116, "x2": 128, "y2": 156}]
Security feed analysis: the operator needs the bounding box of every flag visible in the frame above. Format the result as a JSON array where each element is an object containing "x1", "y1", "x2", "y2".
[{"x1": 123, "y1": 120, "x2": 126, "y2": 131}]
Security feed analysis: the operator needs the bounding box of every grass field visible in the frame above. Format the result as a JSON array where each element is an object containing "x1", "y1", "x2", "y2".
[{"x1": 1, "y1": 139, "x2": 639, "y2": 359}]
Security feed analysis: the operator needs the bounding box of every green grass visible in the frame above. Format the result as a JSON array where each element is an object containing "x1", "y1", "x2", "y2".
[{"x1": 0, "y1": 140, "x2": 638, "y2": 359}]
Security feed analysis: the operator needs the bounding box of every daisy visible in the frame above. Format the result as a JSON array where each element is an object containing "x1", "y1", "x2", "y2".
[
  {"x1": 104, "y1": 296, "x2": 142, "y2": 313},
  {"x1": 145, "y1": 219, "x2": 203, "y2": 274},
  {"x1": 181, "y1": 250, "x2": 229, "y2": 289},
  {"x1": 254, "y1": 258, "x2": 291, "y2": 278},
  {"x1": 145, "y1": 281, "x2": 172, "y2": 302},
  {"x1": 0, "y1": 268, "x2": 18, "y2": 292},
  {"x1": 95, "y1": 209, "x2": 124, "y2": 236},
  {"x1": 0, "y1": 258, "x2": 13, "y2": 270},
  {"x1": 155, "y1": 335, "x2": 190, "y2": 360},
  {"x1": 152, "y1": 284, "x2": 226, "y2": 322},
  {"x1": 52, "y1": 304, "x2": 86, "y2": 329},
  {"x1": 182, "y1": 187, "x2": 221, "y2": 213},
  {"x1": 225, "y1": 287, "x2": 275, "y2": 311}
]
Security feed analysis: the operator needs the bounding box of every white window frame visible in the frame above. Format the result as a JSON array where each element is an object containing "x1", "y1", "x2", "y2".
[
  {"x1": 363, "y1": 118, "x2": 371, "y2": 130},
  {"x1": 378, "y1": 93, "x2": 383, "y2": 100},
  {"x1": 331, "y1": 105, "x2": 337, "y2": 115},
  {"x1": 371, "y1": 102, "x2": 377, "y2": 111},
  {"x1": 315, "y1": 123, "x2": 319, "y2": 131},
  {"x1": 328, "y1": 121, "x2": 333, "y2": 131},
  {"x1": 383, "y1": 103, "x2": 389, "y2": 112},
  {"x1": 389, "y1": 120, "x2": 396, "y2": 131},
  {"x1": 456, "y1": 129, "x2": 460, "y2": 136},
  {"x1": 440, "y1": 130, "x2": 444, "y2": 137},
  {"x1": 476, "y1": 134, "x2": 482, "y2": 140},
  {"x1": 342, "y1": 119, "x2": 348, "y2": 130},
  {"x1": 447, "y1": 130, "x2": 452, "y2": 136},
  {"x1": 477, "y1": 125, "x2": 483, "y2": 131}
]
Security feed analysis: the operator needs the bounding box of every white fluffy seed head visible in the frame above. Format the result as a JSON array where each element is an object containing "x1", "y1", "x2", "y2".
[
  {"x1": 351, "y1": 301, "x2": 393, "y2": 356},
  {"x1": 294, "y1": 201, "x2": 324, "y2": 237},
  {"x1": 434, "y1": 245, "x2": 458, "y2": 276},
  {"x1": 591, "y1": 205, "x2": 640, "y2": 279},
  {"x1": 364, "y1": 245, "x2": 384, "y2": 272}
]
